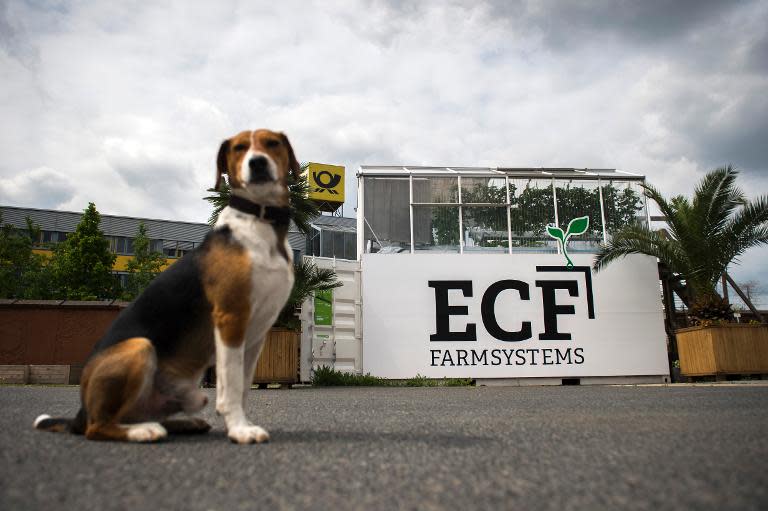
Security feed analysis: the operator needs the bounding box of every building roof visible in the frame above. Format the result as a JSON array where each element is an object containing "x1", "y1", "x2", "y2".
[
  {"x1": 1, "y1": 205, "x2": 357, "y2": 247},
  {"x1": 1, "y1": 205, "x2": 211, "y2": 242},
  {"x1": 358, "y1": 166, "x2": 645, "y2": 181},
  {"x1": 309, "y1": 215, "x2": 357, "y2": 233}
]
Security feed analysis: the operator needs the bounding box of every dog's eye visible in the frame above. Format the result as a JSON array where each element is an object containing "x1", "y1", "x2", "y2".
[
  {"x1": 233, "y1": 143, "x2": 248, "y2": 152},
  {"x1": 265, "y1": 139, "x2": 281, "y2": 148}
]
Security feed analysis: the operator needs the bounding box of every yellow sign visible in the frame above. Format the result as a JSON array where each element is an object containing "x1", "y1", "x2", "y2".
[{"x1": 307, "y1": 162, "x2": 345, "y2": 204}]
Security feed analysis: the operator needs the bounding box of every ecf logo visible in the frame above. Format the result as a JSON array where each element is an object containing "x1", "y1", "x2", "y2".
[{"x1": 428, "y1": 266, "x2": 596, "y2": 342}]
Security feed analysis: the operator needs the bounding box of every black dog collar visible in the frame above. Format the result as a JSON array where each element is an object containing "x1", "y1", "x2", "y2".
[{"x1": 228, "y1": 195, "x2": 291, "y2": 227}]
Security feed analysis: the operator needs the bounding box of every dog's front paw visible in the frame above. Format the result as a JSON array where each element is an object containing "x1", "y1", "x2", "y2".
[
  {"x1": 228, "y1": 424, "x2": 270, "y2": 444},
  {"x1": 125, "y1": 422, "x2": 168, "y2": 443}
]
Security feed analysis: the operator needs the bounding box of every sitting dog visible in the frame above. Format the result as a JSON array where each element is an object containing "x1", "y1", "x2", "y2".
[{"x1": 34, "y1": 129, "x2": 299, "y2": 443}]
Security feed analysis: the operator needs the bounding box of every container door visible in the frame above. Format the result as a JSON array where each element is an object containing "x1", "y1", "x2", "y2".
[{"x1": 300, "y1": 257, "x2": 362, "y2": 381}]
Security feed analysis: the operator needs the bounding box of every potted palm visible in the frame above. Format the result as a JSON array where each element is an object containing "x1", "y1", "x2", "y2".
[{"x1": 593, "y1": 166, "x2": 768, "y2": 378}]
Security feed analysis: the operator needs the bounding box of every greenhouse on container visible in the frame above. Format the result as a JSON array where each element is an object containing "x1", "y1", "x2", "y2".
[{"x1": 356, "y1": 166, "x2": 649, "y2": 258}]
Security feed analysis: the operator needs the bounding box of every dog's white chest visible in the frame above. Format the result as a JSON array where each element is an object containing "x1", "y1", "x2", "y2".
[{"x1": 216, "y1": 207, "x2": 295, "y2": 341}]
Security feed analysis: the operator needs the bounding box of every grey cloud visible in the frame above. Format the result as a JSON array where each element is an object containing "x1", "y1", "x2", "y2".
[
  {"x1": 0, "y1": 0, "x2": 40, "y2": 67},
  {"x1": 747, "y1": 30, "x2": 768, "y2": 72},
  {"x1": 0, "y1": 167, "x2": 76, "y2": 208},
  {"x1": 487, "y1": 0, "x2": 738, "y2": 48}
]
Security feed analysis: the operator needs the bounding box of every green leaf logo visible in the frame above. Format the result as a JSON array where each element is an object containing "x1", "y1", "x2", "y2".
[
  {"x1": 545, "y1": 215, "x2": 590, "y2": 269},
  {"x1": 546, "y1": 225, "x2": 565, "y2": 242},
  {"x1": 566, "y1": 216, "x2": 589, "y2": 237}
]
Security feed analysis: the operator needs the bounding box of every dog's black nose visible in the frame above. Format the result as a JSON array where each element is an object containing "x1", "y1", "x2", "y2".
[{"x1": 248, "y1": 155, "x2": 271, "y2": 183}]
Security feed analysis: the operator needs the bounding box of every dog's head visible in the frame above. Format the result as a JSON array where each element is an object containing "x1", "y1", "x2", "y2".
[{"x1": 215, "y1": 129, "x2": 300, "y2": 205}]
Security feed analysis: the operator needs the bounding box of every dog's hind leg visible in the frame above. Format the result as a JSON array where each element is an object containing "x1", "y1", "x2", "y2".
[{"x1": 81, "y1": 337, "x2": 167, "y2": 443}]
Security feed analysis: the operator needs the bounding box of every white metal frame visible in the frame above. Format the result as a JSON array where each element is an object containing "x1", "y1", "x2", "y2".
[{"x1": 357, "y1": 166, "x2": 648, "y2": 260}]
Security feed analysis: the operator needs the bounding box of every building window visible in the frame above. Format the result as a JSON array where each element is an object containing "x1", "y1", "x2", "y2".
[
  {"x1": 161, "y1": 240, "x2": 197, "y2": 258},
  {"x1": 307, "y1": 227, "x2": 357, "y2": 260},
  {"x1": 109, "y1": 236, "x2": 135, "y2": 255},
  {"x1": 363, "y1": 177, "x2": 411, "y2": 253}
]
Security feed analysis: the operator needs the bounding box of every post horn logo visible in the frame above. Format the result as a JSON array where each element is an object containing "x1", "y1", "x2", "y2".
[
  {"x1": 312, "y1": 170, "x2": 341, "y2": 195},
  {"x1": 546, "y1": 216, "x2": 589, "y2": 268}
]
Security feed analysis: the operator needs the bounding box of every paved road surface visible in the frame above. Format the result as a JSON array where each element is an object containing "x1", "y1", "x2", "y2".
[{"x1": 1, "y1": 385, "x2": 767, "y2": 510}]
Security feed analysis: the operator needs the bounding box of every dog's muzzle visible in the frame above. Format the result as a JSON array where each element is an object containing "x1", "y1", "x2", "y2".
[{"x1": 248, "y1": 155, "x2": 273, "y2": 183}]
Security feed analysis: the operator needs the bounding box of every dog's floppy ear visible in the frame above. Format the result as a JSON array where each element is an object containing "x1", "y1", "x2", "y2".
[
  {"x1": 280, "y1": 133, "x2": 301, "y2": 181},
  {"x1": 215, "y1": 139, "x2": 230, "y2": 191}
]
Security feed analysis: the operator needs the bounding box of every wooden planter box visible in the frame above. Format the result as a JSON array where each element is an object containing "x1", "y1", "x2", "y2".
[
  {"x1": 252, "y1": 328, "x2": 299, "y2": 384},
  {"x1": 677, "y1": 324, "x2": 768, "y2": 376}
]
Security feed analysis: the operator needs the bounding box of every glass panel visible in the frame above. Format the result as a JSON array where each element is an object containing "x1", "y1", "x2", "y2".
[
  {"x1": 344, "y1": 232, "x2": 356, "y2": 260},
  {"x1": 363, "y1": 177, "x2": 411, "y2": 253},
  {"x1": 463, "y1": 206, "x2": 508, "y2": 252},
  {"x1": 320, "y1": 231, "x2": 333, "y2": 257},
  {"x1": 602, "y1": 180, "x2": 647, "y2": 238},
  {"x1": 413, "y1": 206, "x2": 460, "y2": 253},
  {"x1": 412, "y1": 176, "x2": 458, "y2": 203},
  {"x1": 333, "y1": 231, "x2": 344, "y2": 258},
  {"x1": 312, "y1": 229, "x2": 321, "y2": 256},
  {"x1": 554, "y1": 179, "x2": 603, "y2": 253},
  {"x1": 150, "y1": 239, "x2": 164, "y2": 253},
  {"x1": 460, "y1": 177, "x2": 506, "y2": 204},
  {"x1": 125, "y1": 238, "x2": 135, "y2": 255},
  {"x1": 177, "y1": 241, "x2": 194, "y2": 257},
  {"x1": 163, "y1": 240, "x2": 178, "y2": 257},
  {"x1": 508, "y1": 178, "x2": 557, "y2": 252},
  {"x1": 306, "y1": 228, "x2": 320, "y2": 257}
]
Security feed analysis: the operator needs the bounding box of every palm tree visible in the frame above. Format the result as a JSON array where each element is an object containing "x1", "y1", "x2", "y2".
[
  {"x1": 276, "y1": 258, "x2": 342, "y2": 330},
  {"x1": 593, "y1": 165, "x2": 768, "y2": 321},
  {"x1": 203, "y1": 163, "x2": 318, "y2": 233}
]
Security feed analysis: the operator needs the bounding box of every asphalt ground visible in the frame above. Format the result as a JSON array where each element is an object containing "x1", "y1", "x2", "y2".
[{"x1": 1, "y1": 384, "x2": 767, "y2": 511}]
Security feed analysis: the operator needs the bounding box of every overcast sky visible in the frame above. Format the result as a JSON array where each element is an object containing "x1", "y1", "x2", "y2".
[{"x1": 1, "y1": 0, "x2": 767, "y2": 298}]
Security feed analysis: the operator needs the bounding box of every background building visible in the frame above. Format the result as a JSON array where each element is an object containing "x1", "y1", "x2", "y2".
[{"x1": 0, "y1": 205, "x2": 358, "y2": 288}]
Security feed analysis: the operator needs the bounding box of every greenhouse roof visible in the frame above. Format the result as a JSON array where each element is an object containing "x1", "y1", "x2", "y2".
[{"x1": 358, "y1": 166, "x2": 645, "y2": 180}]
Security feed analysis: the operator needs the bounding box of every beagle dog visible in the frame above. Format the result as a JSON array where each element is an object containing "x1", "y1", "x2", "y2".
[{"x1": 34, "y1": 129, "x2": 299, "y2": 444}]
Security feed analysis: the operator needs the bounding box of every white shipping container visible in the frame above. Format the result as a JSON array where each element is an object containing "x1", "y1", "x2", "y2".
[{"x1": 300, "y1": 257, "x2": 362, "y2": 381}]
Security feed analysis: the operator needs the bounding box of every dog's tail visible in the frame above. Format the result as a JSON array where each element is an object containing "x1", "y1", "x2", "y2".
[{"x1": 34, "y1": 408, "x2": 86, "y2": 434}]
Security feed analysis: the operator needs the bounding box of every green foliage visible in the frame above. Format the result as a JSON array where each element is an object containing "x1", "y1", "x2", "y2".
[
  {"x1": 275, "y1": 258, "x2": 342, "y2": 330},
  {"x1": 311, "y1": 366, "x2": 389, "y2": 386},
  {"x1": 420, "y1": 181, "x2": 642, "y2": 249},
  {"x1": 594, "y1": 165, "x2": 768, "y2": 320},
  {"x1": 432, "y1": 207, "x2": 460, "y2": 245},
  {"x1": 287, "y1": 168, "x2": 322, "y2": 235},
  {"x1": 689, "y1": 294, "x2": 734, "y2": 325},
  {"x1": 0, "y1": 214, "x2": 48, "y2": 298},
  {"x1": 203, "y1": 181, "x2": 232, "y2": 225},
  {"x1": 121, "y1": 222, "x2": 165, "y2": 301},
  {"x1": 405, "y1": 374, "x2": 438, "y2": 387},
  {"x1": 204, "y1": 163, "x2": 319, "y2": 234},
  {"x1": 311, "y1": 366, "x2": 474, "y2": 387},
  {"x1": 47, "y1": 203, "x2": 117, "y2": 300},
  {"x1": 441, "y1": 377, "x2": 475, "y2": 387}
]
